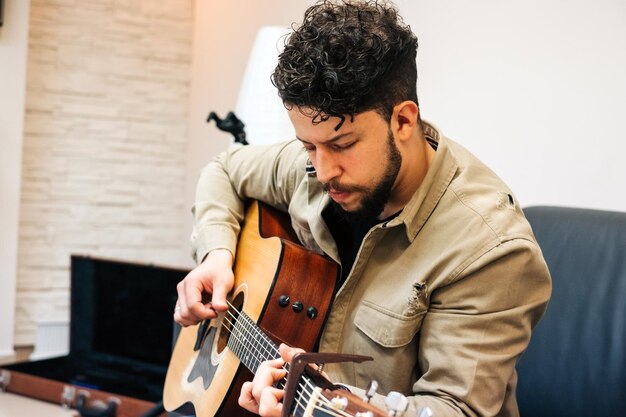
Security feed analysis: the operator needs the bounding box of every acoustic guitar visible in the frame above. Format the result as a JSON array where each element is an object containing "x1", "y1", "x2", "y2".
[{"x1": 163, "y1": 201, "x2": 386, "y2": 417}]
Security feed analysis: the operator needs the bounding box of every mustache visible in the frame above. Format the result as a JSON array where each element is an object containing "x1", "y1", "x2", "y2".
[{"x1": 322, "y1": 180, "x2": 364, "y2": 193}]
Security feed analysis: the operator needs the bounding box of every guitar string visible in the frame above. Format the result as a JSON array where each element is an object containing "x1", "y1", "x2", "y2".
[
  {"x1": 219, "y1": 309, "x2": 318, "y2": 403},
  {"x1": 222, "y1": 306, "x2": 370, "y2": 417},
  {"x1": 224, "y1": 305, "x2": 362, "y2": 417},
  {"x1": 217, "y1": 317, "x2": 362, "y2": 417},
  {"x1": 219, "y1": 302, "x2": 338, "y2": 415},
  {"x1": 218, "y1": 311, "x2": 360, "y2": 417},
  {"x1": 219, "y1": 313, "x2": 321, "y2": 416},
  {"x1": 218, "y1": 309, "x2": 311, "y2": 384},
  {"x1": 220, "y1": 308, "x2": 279, "y2": 370},
  {"x1": 310, "y1": 401, "x2": 355, "y2": 417},
  {"x1": 231, "y1": 309, "x2": 344, "y2": 417}
]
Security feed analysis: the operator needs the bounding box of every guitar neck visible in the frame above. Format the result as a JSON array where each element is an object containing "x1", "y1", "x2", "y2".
[
  {"x1": 226, "y1": 310, "x2": 328, "y2": 417},
  {"x1": 227, "y1": 309, "x2": 281, "y2": 373}
]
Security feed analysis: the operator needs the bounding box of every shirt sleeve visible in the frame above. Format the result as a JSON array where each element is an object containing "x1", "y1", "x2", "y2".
[
  {"x1": 409, "y1": 237, "x2": 551, "y2": 416},
  {"x1": 190, "y1": 140, "x2": 306, "y2": 264}
]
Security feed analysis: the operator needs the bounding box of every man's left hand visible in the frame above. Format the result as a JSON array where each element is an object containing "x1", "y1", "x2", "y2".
[{"x1": 238, "y1": 343, "x2": 302, "y2": 416}]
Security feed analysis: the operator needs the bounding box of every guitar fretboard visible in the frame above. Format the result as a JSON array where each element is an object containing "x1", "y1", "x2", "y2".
[
  {"x1": 227, "y1": 310, "x2": 281, "y2": 372},
  {"x1": 226, "y1": 310, "x2": 319, "y2": 417}
]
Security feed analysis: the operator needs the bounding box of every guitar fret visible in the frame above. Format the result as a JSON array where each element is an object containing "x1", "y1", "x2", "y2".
[
  {"x1": 227, "y1": 310, "x2": 281, "y2": 373},
  {"x1": 225, "y1": 310, "x2": 328, "y2": 417},
  {"x1": 236, "y1": 317, "x2": 251, "y2": 368},
  {"x1": 229, "y1": 317, "x2": 243, "y2": 364},
  {"x1": 243, "y1": 316, "x2": 261, "y2": 370}
]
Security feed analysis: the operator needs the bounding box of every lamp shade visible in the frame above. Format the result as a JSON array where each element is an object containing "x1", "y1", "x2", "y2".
[{"x1": 235, "y1": 26, "x2": 293, "y2": 146}]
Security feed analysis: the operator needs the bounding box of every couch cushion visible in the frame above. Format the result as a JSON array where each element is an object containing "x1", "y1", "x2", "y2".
[{"x1": 517, "y1": 206, "x2": 626, "y2": 417}]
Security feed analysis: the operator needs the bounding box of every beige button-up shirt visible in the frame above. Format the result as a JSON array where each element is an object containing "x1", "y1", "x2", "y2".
[{"x1": 191, "y1": 122, "x2": 551, "y2": 417}]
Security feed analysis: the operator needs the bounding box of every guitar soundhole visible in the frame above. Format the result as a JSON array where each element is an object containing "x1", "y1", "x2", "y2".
[{"x1": 216, "y1": 291, "x2": 244, "y2": 354}]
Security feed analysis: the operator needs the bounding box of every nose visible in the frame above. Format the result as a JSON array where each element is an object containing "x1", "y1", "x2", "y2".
[{"x1": 313, "y1": 147, "x2": 341, "y2": 184}]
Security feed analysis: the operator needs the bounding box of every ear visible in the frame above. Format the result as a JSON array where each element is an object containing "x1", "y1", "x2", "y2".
[{"x1": 391, "y1": 101, "x2": 420, "y2": 142}]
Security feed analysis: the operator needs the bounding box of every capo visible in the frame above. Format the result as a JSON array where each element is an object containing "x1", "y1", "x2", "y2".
[{"x1": 281, "y1": 351, "x2": 373, "y2": 417}]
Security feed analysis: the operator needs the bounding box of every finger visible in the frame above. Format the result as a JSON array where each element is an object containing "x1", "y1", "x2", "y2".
[
  {"x1": 251, "y1": 365, "x2": 286, "y2": 401},
  {"x1": 175, "y1": 277, "x2": 207, "y2": 323},
  {"x1": 173, "y1": 302, "x2": 200, "y2": 327},
  {"x1": 173, "y1": 305, "x2": 183, "y2": 324},
  {"x1": 184, "y1": 278, "x2": 218, "y2": 321},
  {"x1": 256, "y1": 357, "x2": 286, "y2": 371},
  {"x1": 186, "y1": 300, "x2": 218, "y2": 322},
  {"x1": 173, "y1": 311, "x2": 200, "y2": 327},
  {"x1": 203, "y1": 249, "x2": 233, "y2": 312},
  {"x1": 210, "y1": 272, "x2": 233, "y2": 312},
  {"x1": 175, "y1": 281, "x2": 188, "y2": 317},
  {"x1": 173, "y1": 282, "x2": 197, "y2": 326},
  {"x1": 238, "y1": 381, "x2": 259, "y2": 414},
  {"x1": 278, "y1": 343, "x2": 304, "y2": 363},
  {"x1": 258, "y1": 387, "x2": 284, "y2": 417}
]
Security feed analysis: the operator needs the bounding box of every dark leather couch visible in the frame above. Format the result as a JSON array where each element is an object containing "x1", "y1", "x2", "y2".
[{"x1": 517, "y1": 206, "x2": 626, "y2": 417}]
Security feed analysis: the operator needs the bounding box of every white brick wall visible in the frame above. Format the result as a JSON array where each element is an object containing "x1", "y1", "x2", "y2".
[{"x1": 16, "y1": 0, "x2": 193, "y2": 345}]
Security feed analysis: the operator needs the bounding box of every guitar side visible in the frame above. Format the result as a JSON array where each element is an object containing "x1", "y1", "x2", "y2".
[{"x1": 163, "y1": 201, "x2": 339, "y2": 417}]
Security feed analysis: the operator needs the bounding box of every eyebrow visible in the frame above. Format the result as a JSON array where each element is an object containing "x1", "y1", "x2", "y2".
[{"x1": 296, "y1": 132, "x2": 354, "y2": 145}]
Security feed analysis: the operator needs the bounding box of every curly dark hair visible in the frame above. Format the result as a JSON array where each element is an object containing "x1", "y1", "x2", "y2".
[{"x1": 272, "y1": 0, "x2": 418, "y2": 128}]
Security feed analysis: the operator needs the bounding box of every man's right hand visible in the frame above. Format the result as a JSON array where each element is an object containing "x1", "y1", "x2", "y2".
[{"x1": 174, "y1": 248, "x2": 234, "y2": 326}]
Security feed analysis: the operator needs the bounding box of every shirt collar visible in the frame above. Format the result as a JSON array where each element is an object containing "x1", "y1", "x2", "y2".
[{"x1": 385, "y1": 120, "x2": 459, "y2": 242}]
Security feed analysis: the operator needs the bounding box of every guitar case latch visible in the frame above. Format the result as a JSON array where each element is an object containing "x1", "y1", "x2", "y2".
[
  {"x1": 0, "y1": 370, "x2": 10, "y2": 391},
  {"x1": 75, "y1": 390, "x2": 121, "y2": 417}
]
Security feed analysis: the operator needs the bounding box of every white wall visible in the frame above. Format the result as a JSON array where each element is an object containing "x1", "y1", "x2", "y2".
[
  {"x1": 0, "y1": 0, "x2": 30, "y2": 360},
  {"x1": 13, "y1": 0, "x2": 193, "y2": 346},
  {"x1": 183, "y1": 1, "x2": 305, "y2": 262},
  {"x1": 399, "y1": 0, "x2": 626, "y2": 211},
  {"x1": 187, "y1": 0, "x2": 626, "y2": 217}
]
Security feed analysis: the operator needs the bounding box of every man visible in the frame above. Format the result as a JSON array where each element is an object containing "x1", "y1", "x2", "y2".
[{"x1": 174, "y1": 1, "x2": 551, "y2": 416}]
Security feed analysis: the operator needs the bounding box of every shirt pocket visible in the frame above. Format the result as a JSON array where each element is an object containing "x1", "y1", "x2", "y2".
[{"x1": 354, "y1": 299, "x2": 426, "y2": 348}]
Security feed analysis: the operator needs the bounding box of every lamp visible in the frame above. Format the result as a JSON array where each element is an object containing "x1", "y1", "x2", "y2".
[{"x1": 235, "y1": 26, "x2": 293, "y2": 146}]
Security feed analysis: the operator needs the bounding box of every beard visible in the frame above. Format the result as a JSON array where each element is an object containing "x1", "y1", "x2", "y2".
[{"x1": 327, "y1": 129, "x2": 402, "y2": 224}]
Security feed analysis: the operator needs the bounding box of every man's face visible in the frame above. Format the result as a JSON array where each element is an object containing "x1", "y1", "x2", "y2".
[{"x1": 288, "y1": 108, "x2": 402, "y2": 221}]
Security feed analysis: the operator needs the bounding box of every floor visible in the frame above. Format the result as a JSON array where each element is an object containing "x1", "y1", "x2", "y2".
[
  {"x1": 0, "y1": 347, "x2": 77, "y2": 417},
  {"x1": 0, "y1": 393, "x2": 76, "y2": 417}
]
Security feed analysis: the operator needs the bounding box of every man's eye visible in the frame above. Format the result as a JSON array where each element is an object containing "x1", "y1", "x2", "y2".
[{"x1": 333, "y1": 141, "x2": 355, "y2": 151}]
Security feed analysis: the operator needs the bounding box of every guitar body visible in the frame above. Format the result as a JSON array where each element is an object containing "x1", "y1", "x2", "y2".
[{"x1": 163, "y1": 201, "x2": 340, "y2": 417}]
